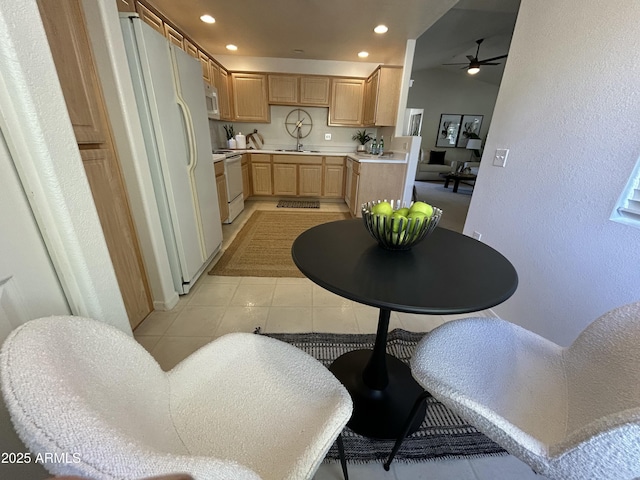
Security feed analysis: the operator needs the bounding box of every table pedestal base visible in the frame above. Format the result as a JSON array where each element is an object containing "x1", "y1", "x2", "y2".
[{"x1": 329, "y1": 349, "x2": 427, "y2": 439}]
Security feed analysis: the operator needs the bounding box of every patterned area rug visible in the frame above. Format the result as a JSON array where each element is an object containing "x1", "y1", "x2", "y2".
[
  {"x1": 266, "y1": 329, "x2": 506, "y2": 463},
  {"x1": 276, "y1": 199, "x2": 320, "y2": 208},
  {"x1": 209, "y1": 210, "x2": 350, "y2": 277}
]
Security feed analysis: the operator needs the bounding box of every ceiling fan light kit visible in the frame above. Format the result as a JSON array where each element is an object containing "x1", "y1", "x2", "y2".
[{"x1": 442, "y1": 38, "x2": 508, "y2": 75}]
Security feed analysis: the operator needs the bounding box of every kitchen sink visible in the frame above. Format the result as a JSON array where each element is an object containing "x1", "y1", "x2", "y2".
[{"x1": 275, "y1": 149, "x2": 321, "y2": 153}]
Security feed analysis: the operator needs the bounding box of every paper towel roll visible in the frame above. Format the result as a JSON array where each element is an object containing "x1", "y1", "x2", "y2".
[{"x1": 235, "y1": 133, "x2": 246, "y2": 149}]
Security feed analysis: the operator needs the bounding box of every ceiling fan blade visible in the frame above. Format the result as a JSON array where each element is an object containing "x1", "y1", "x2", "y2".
[
  {"x1": 479, "y1": 54, "x2": 508, "y2": 63},
  {"x1": 466, "y1": 55, "x2": 475, "y2": 62},
  {"x1": 442, "y1": 62, "x2": 469, "y2": 66},
  {"x1": 478, "y1": 62, "x2": 501, "y2": 66}
]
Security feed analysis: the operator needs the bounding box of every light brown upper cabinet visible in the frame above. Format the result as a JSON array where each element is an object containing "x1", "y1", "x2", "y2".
[
  {"x1": 209, "y1": 60, "x2": 220, "y2": 88},
  {"x1": 183, "y1": 38, "x2": 199, "y2": 59},
  {"x1": 198, "y1": 51, "x2": 212, "y2": 84},
  {"x1": 362, "y1": 66, "x2": 402, "y2": 127},
  {"x1": 231, "y1": 73, "x2": 269, "y2": 122},
  {"x1": 268, "y1": 74, "x2": 330, "y2": 107},
  {"x1": 135, "y1": 2, "x2": 164, "y2": 36},
  {"x1": 300, "y1": 76, "x2": 330, "y2": 106},
  {"x1": 163, "y1": 23, "x2": 184, "y2": 49},
  {"x1": 116, "y1": 0, "x2": 135, "y2": 13},
  {"x1": 218, "y1": 68, "x2": 232, "y2": 120},
  {"x1": 268, "y1": 74, "x2": 299, "y2": 104},
  {"x1": 329, "y1": 78, "x2": 364, "y2": 126}
]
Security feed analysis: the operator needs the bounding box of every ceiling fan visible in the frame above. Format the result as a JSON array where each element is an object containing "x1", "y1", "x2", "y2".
[{"x1": 443, "y1": 39, "x2": 508, "y2": 75}]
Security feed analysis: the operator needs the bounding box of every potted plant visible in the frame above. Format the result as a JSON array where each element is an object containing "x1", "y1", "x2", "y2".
[{"x1": 352, "y1": 129, "x2": 373, "y2": 152}]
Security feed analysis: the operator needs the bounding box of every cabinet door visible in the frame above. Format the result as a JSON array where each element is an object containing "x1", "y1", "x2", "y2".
[
  {"x1": 362, "y1": 69, "x2": 379, "y2": 126},
  {"x1": 350, "y1": 172, "x2": 360, "y2": 216},
  {"x1": 375, "y1": 66, "x2": 402, "y2": 126},
  {"x1": 344, "y1": 159, "x2": 353, "y2": 206},
  {"x1": 268, "y1": 74, "x2": 298, "y2": 104},
  {"x1": 232, "y1": 73, "x2": 269, "y2": 122},
  {"x1": 40, "y1": 0, "x2": 105, "y2": 144},
  {"x1": 198, "y1": 50, "x2": 211, "y2": 84},
  {"x1": 299, "y1": 164, "x2": 322, "y2": 196},
  {"x1": 116, "y1": 0, "x2": 136, "y2": 13},
  {"x1": 273, "y1": 163, "x2": 297, "y2": 196},
  {"x1": 242, "y1": 162, "x2": 251, "y2": 199},
  {"x1": 164, "y1": 23, "x2": 184, "y2": 49},
  {"x1": 136, "y1": 3, "x2": 164, "y2": 36},
  {"x1": 329, "y1": 78, "x2": 364, "y2": 126},
  {"x1": 323, "y1": 164, "x2": 345, "y2": 198},
  {"x1": 184, "y1": 38, "x2": 199, "y2": 59},
  {"x1": 218, "y1": 68, "x2": 232, "y2": 120},
  {"x1": 300, "y1": 76, "x2": 330, "y2": 106},
  {"x1": 216, "y1": 173, "x2": 229, "y2": 223},
  {"x1": 209, "y1": 60, "x2": 220, "y2": 89},
  {"x1": 251, "y1": 163, "x2": 272, "y2": 195}
]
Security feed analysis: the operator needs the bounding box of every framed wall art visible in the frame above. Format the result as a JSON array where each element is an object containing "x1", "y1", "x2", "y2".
[
  {"x1": 456, "y1": 114, "x2": 484, "y2": 148},
  {"x1": 435, "y1": 114, "x2": 462, "y2": 148}
]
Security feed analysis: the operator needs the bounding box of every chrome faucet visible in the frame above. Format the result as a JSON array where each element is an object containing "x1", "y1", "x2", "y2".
[{"x1": 297, "y1": 143, "x2": 304, "y2": 152}]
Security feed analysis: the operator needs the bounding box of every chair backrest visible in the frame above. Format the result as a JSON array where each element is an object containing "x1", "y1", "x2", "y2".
[
  {"x1": 0, "y1": 316, "x2": 188, "y2": 464},
  {"x1": 563, "y1": 302, "x2": 640, "y2": 436}
]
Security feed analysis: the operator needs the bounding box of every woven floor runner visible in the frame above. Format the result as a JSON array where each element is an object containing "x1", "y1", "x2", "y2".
[
  {"x1": 266, "y1": 329, "x2": 506, "y2": 463},
  {"x1": 209, "y1": 210, "x2": 349, "y2": 277}
]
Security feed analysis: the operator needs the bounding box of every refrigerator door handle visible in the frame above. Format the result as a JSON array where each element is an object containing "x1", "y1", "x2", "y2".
[{"x1": 176, "y1": 91, "x2": 207, "y2": 261}]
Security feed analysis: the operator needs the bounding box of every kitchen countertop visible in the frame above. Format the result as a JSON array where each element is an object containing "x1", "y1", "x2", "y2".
[{"x1": 212, "y1": 149, "x2": 407, "y2": 163}]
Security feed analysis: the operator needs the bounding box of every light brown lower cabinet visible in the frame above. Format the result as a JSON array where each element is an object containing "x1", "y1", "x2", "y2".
[
  {"x1": 273, "y1": 163, "x2": 297, "y2": 196},
  {"x1": 299, "y1": 164, "x2": 323, "y2": 196},
  {"x1": 251, "y1": 162, "x2": 272, "y2": 195},
  {"x1": 214, "y1": 161, "x2": 228, "y2": 223},
  {"x1": 323, "y1": 158, "x2": 345, "y2": 198},
  {"x1": 241, "y1": 155, "x2": 251, "y2": 200}
]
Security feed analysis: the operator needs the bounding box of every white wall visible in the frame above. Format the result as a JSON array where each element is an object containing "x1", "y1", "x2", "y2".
[
  {"x1": 407, "y1": 68, "x2": 500, "y2": 165},
  {"x1": 464, "y1": 0, "x2": 640, "y2": 345}
]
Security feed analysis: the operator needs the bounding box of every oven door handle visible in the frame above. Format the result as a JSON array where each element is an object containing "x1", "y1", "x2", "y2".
[{"x1": 225, "y1": 155, "x2": 242, "y2": 164}]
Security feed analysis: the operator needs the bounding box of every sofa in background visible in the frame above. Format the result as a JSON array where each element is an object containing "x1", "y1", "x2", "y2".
[{"x1": 415, "y1": 150, "x2": 456, "y2": 181}]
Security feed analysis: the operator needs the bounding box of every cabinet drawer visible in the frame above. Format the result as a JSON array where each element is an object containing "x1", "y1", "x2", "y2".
[
  {"x1": 251, "y1": 153, "x2": 271, "y2": 163},
  {"x1": 325, "y1": 156, "x2": 345, "y2": 165},
  {"x1": 273, "y1": 154, "x2": 322, "y2": 164}
]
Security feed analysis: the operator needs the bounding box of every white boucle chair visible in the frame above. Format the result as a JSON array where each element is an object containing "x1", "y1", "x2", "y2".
[
  {"x1": 384, "y1": 302, "x2": 640, "y2": 480},
  {"x1": 0, "y1": 316, "x2": 353, "y2": 480}
]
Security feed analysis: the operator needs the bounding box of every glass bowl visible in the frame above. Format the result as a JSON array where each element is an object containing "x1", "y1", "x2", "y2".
[{"x1": 361, "y1": 200, "x2": 442, "y2": 250}]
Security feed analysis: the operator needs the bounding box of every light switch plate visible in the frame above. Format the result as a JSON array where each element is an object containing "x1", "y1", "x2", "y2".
[
  {"x1": 493, "y1": 148, "x2": 509, "y2": 167},
  {"x1": 324, "y1": 133, "x2": 332, "y2": 141}
]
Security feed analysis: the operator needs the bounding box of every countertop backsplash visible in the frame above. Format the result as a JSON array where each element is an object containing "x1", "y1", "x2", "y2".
[{"x1": 209, "y1": 105, "x2": 380, "y2": 153}]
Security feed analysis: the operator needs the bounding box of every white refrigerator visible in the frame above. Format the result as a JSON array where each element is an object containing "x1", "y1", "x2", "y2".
[{"x1": 120, "y1": 13, "x2": 222, "y2": 294}]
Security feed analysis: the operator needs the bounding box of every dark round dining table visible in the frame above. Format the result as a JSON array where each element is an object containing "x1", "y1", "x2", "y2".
[{"x1": 291, "y1": 219, "x2": 518, "y2": 439}]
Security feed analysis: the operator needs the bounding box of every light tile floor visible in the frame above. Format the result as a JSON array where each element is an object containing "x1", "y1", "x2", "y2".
[{"x1": 134, "y1": 199, "x2": 546, "y2": 480}]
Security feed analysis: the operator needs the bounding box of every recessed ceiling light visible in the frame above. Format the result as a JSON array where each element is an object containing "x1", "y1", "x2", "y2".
[
  {"x1": 358, "y1": 51, "x2": 369, "y2": 58},
  {"x1": 226, "y1": 44, "x2": 238, "y2": 51},
  {"x1": 374, "y1": 25, "x2": 388, "y2": 34},
  {"x1": 200, "y1": 15, "x2": 215, "y2": 24}
]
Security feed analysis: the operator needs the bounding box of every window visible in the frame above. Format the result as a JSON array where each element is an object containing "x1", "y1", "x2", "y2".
[{"x1": 611, "y1": 156, "x2": 640, "y2": 228}]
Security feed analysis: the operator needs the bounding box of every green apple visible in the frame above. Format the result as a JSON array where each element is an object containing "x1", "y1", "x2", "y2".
[
  {"x1": 394, "y1": 207, "x2": 410, "y2": 217},
  {"x1": 408, "y1": 211, "x2": 428, "y2": 236},
  {"x1": 371, "y1": 201, "x2": 393, "y2": 217},
  {"x1": 390, "y1": 212, "x2": 408, "y2": 233},
  {"x1": 409, "y1": 201, "x2": 434, "y2": 218}
]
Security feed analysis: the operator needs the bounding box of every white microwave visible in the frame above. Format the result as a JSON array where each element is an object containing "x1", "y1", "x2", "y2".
[{"x1": 204, "y1": 82, "x2": 220, "y2": 120}]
